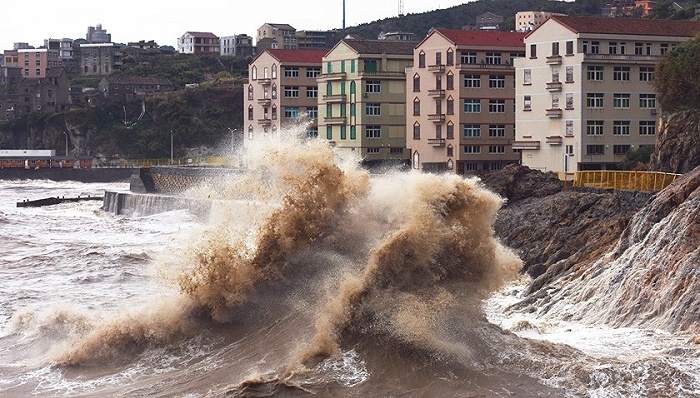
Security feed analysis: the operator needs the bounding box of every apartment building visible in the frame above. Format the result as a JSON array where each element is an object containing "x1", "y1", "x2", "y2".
[
  {"x1": 515, "y1": 11, "x2": 561, "y2": 32},
  {"x1": 256, "y1": 24, "x2": 297, "y2": 50},
  {"x1": 78, "y1": 43, "x2": 122, "y2": 75},
  {"x1": 17, "y1": 48, "x2": 61, "y2": 78},
  {"x1": 317, "y1": 39, "x2": 416, "y2": 166},
  {"x1": 245, "y1": 49, "x2": 326, "y2": 141},
  {"x1": 514, "y1": 15, "x2": 700, "y2": 173},
  {"x1": 220, "y1": 35, "x2": 254, "y2": 57},
  {"x1": 408, "y1": 29, "x2": 526, "y2": 175},
  {"x1": 177, "y1": 32, "x2": 220, "y2": 54}
]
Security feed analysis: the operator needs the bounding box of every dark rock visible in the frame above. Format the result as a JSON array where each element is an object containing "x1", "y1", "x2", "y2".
[
  {"x1": 650, "y1": 110, "x2": 700, "y2": 174},
  {"x1": 481, "y1": 164, "x2": 563, "y2": 204}
]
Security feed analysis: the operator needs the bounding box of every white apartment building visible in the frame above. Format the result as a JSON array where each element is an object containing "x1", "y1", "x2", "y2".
[{"x1": 514, "y1": 15, "x2": 700, "y2": 173}]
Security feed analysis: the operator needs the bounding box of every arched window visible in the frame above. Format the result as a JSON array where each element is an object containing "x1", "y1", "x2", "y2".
[
  {"x1": 350, "y1": 81, "x2": 356, "y2": 95},
  {"x1": 247, "y1": 105, "x2": 253, "y2": 120},
  {"x1": 271, "y1": 64, "x2": 277, "y2": 79},
  {"x1": 418, "y1": 51, "x2": 426, "y2": 68},
  {"x1": 447, "y1": 158, "x2": 454, "y2": 169},
  {"x1": 252, "y1": 66, "x2": 257, "y2": 80},
  {"x1": 413, "y1": 97, "x2": 420, "y2": 116},
  {"x1": 413, "y1": 122, "x2": 420, "y2": 140},
  {"x1": 248, "y1": 125, "x2": 254, "y2": 140},
  {"x1": 272, "y1": 104, "x2": 277, "y2": 119},
  {"x1": 248, "y1": 85, "x2": 253, "y2": 100},
  {"x1": 413, "y1": 151, "x2": 420, "y2": 169},
  {"x1": 326, "y1": 82, "x2": 332, "y2": 96},
  {"x1": 413, "y1": 74, "x2": 420, "y2": 92},
  {"x1": 272, "y1": 83, "x2": 277, "y2": 99},
  {"x1": 264, "y1": 67, "x2": 269, "y2": 79}
]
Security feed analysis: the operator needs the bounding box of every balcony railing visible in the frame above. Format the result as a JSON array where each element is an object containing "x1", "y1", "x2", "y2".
[
  {"x1": 428, "y1": 89, "x2": 446, "y2": 97},
  {"x1": 427, "y1": 138, "x2": 446, "y2": 146},
  {"x1": 320, "y1": 72, "x2": 347, "y2": 80},
  {"x1": 324, "y1": 116, "x2": 347, "y2": 124},
  {"x1": 428, "y1": 64, "x2": 445, "y2": 73},
  {"x1": 456, "y1": 63, "x2": 513, "y2": 71},
  {"x1": 257, "y1": 118, "x2": 272, "y2": 125},
  {"x1": 428, "y1": 114, "x2": 445, "y2": 122},
  {"x1": 546, "y1": 108, "x2": 563, "y2": 118},
  {"x1": 256, "y1": 78, "x2": 271, "y2": 86},
  {"x1": 546, "y1": 135, "x2": 563, "y2": 145},
  {"x1": 583, "y1": 54, "x2": 661, "y2": 63},
  {"x1": 322, "y1": 94, "x2": 347, "y2": 102},
  {"x1": 511, "y1": 140, "x2": 540, "y2": 150},
  {"x1": 546, "y1": 55, "x2": 562, "y2": 65},
  {"x1": 257, "y1": 98, "x2": 271, "y2": 105},
  {"x1": 546, "y1": 82, "x2": 562, "y2": 91},
  {"x1": 359, "y1": 70, "x2": 406, "y2": 78}
]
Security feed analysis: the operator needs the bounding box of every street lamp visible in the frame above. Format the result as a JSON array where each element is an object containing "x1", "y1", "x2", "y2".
[
  {"x1": 227, "y1": 127, "x2": 237, "y2": 153},
  {"x1": 61, "y1": 131, "x2": 69, "y2": 156}
]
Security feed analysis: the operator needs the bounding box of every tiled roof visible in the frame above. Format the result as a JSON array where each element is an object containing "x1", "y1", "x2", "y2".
[
  {"x1": 434, "y1": 29, "x2": 526, "y2": 48},
  {"x1": 545, "y1": 15, "x2": 700, "y2": 37},
  {"x1": 267, "y1": 49, "x2": 327, "y2": 63},
  {"x1": 185, "y1": 31, "x2": 218, "y2": 38},
  {"x1": 267, "y1": 23, "x2": 296, "y2": 31},
  {"x1": 342, "y1": 39, "x2": 417, "y2": 55}
]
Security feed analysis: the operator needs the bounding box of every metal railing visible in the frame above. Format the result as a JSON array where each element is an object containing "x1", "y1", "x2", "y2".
[
  {"x1": 116, "y1": 156, "x2": 238, "y2": 168},
  {"x1": 567, "y1": 170, "x2": 680, "y2": 192}
]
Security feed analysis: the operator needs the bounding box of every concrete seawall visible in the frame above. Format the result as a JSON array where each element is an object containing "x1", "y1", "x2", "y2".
[{"x1": 0, "y1": 167, "x2": 134, "y2": 182}]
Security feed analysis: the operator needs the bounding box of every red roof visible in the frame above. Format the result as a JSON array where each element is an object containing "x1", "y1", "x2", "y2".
[
  {"x1": 266, "y1": 49, "x2": 327, "y2": 63},
  {"x1": 543, "y1": 15, "x2": 700, "y2": 37},
  {"x1": 433, "y1": 29, "x2": 526, "y2": 48},
  {"x1": 185, "y1": 31, "x2": 218, "y2": 38}
]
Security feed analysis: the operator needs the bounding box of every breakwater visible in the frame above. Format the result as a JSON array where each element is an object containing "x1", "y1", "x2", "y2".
[{"x1": 0, "y1": 167, "x2": 133, "y2": 182}]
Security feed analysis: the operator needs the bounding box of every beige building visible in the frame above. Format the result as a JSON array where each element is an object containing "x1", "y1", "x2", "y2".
[
  {"x1": 17, "y1": 48, "x2": 61, "y2": 78},
  {"x1": 256, "y1": 24, "x2": 297, "y2": 50},
  {"x1": 245, "y1": 49, "x2": 326, "y2": 141},
  {"x1": 514, "y1": 16, "x2": 700, "y2": 173},
  {"x1": 408, "y1": 29, "x2": 526, "y2": 175},
  {"x1": 317, "y1": 39, "x2": 416, "y2": 167},
  {"x1": 515, "y1": 11, "x2": 561, "y2": 32}
]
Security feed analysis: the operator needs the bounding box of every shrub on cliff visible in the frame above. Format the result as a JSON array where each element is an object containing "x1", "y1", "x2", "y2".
[{"x1": 655, "y1": 33, "x2": 700, "y2": 112}]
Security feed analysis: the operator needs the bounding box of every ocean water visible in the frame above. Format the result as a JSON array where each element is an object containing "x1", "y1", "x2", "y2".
[{"x1": 0, "y1": 139, "x2": 698, "y2": 397}]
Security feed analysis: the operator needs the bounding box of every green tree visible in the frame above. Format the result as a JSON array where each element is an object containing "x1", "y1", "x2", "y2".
[{"x1": 654, "y1": 34, "x2": 700, "y2": 112}]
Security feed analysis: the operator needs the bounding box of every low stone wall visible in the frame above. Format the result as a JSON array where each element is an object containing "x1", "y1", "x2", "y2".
[{"x1": 138, "y1": 166, "x2": 242, "y2": 194}]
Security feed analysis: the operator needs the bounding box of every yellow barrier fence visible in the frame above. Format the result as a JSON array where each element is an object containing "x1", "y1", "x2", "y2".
[{"x1": 571, "y1": 170, "x2": 680, "y2": 192}]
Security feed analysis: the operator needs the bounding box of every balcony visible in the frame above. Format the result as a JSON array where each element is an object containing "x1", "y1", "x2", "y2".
[
  {"x1": 583, "y1": 53, "x2": 661, "y2": 63},
  {"x1": 546, "y1": 135, "x2": 563, "y2": 145},
  {"x1": 322, "y1": 94, "x2": 346, "y2": 102},
  {"x1": 428, "y1": 64, "x2": 445, "y2": 73},
  {"x1": 321, "y1": 72, "x2": 346, "y2": 81},
  {"x1": 428, "y1": 89, "x2": 445, "y2": 98},
  {"x1": 324, "y1": 116, "x2": 347, "y2": 124},
  {"x1": 546, "y1": 82, "x2": 562, "y2": 92},
  {"x1": 257, "y1": 98, "x2": 271, "y2": 105},
  {"x1": 456, "y1": 63, "x2": 513, "y2": 71},
  {"x1": 257, "y1": 118, "x2": 272, "y2": 126},
  {"x1": 257, "y1": 78, "x2": 271, "y2": 86},
  {"x1": 546, "y1": 55, "x2": 562, "y2": 65},
  {"x1": 512, "y1": 140, "x2": 541, "y2": 150},
  {"x1": 546, "y1": 108, "x2": 563, "y2": 118},
  {"x1": 428, "y1": 113, "x2": 445, "y2": 123},
  {"x1": 427, "y1": 138, "x2": 446, "y2": 147},
  {"x1": 359, "y1": 70, "x2": 406, "y2": 78}
]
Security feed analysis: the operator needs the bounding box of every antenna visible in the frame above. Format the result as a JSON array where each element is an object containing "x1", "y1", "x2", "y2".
[
  {"x1": 343, "y1": 0, "x2": 346, "y2": 32},
  {"x1": 398, "y1": 0, "x2": 404, "y2": 16}
]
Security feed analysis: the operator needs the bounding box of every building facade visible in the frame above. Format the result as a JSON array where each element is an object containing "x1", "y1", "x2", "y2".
[
  {"x1": 98, "y1": 76, "x2": 175, "y2": 99},
  {"x1": 78, "y1": 43, "x2": 122, "y2": 75},
  {"x1": 256, "y1": 24, "x2": 297, "y2": 50},
  {"x1": 177, "y1": 32, "x2": 220, "y2": 54},
  {"x1": 17, "y1": 48, "x2": 61, "y2": 78},
  {"x1": 318, "y1": 39, "x2": 416, "y2": 166},
  {"x1": 86, "y1": 24, "x2": 111, "y2": 43},
  {"x1": 220, "y1": 34, "x2": 254, "y2": 57},
  {"x1": 295, "y1": 30, "x2": 338, "y2": 50},
  {"x1": 244, "y1": 49, "x2": 326, "y2": 141},
  {"x1": 408, "y1": 29, "x2": 525, "y2": 175},
  {"x1": 514, "y1": 16, "x2": 700, "y2": 173},
  {"x1": 515, "y1": 11, "x2": 561, "y2": 32}
]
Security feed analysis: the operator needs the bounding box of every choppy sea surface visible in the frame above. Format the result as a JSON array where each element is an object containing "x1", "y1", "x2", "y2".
[{"x1": 0, "y1": 165, "x2": 698, "y2": 397}]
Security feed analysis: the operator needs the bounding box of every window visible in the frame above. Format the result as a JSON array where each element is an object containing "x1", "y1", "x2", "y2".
[
  {"x1": 350, "y1": 126, "x2": 356, "y2": 139},
  {"x1": 635, "y1": 42, "x2": 643, "y2": 55},
  {"x1": 566, "y1": 93, "x2": 574, "y2": 109},
  {"x1": 639, "y1": 94, "x2": 656, "y2": 109},
  {"x1": 591, "y1": 41, "x2": 600, "y2": 54},
  {"x1": 306, "y1": 86, "x2": 318, "y2": 98},
  {"x1": 587, "y1": 144, "x2": 605, "y2": 155},
  {"x1": 639, "y1": 67, "x2": 655, "y2": 82},
  {"x1": 486, "y1": 52, "x2": 502, "y2": 64},
  {"x1": 489, "y1": 145, "x2": 505, "y2": 154},
  {"x1": 464, "y1": 145, "x2": 481, "y2": 154},
  {"x1": 326, "y1": 126, "x2": 332, "y2": 140},
  {"x1": 566, "y1": 120, "x2": 574, "y2": 137},
  {"x1": 620, "y1": 42, "x2": 626, "y2": 54},
  {"x1": 461, "y1": 51, "x2": 476, "y2": 64},
  {"x1": 587, "y1": 93, "x2": 604, "y2": 108},
  {"x1": 306, "y1": 107, "x2": 317, "y2": 118},
  {"x1": 367, "y1": 148, "x2": 380, "y2": 154},
  {"x1": 284, "y1": 107, "x2": 299, "y2": 118},
  {"x1": 660, "y1": 43, "x2": 669, "y2": 55},
  {"x1": 566, "y1": 66, "x2": 574, "y2": 83},
  {"x1": 350, "y1": 103, "x2": 356, "y2": 117},
  {"x1": 446, "y1": 123, "x2": 454, "y2": 139},
  {"x1": 524, "y1": 95, "x2": 531, "y2": 111},
  {"x1": 413, "y1": 74, "x2": 420, "y2": 92},
  {"x1": 613, "y1": 66, "x2": 630, "y2": 81},
  {"x1": 435, "y1": 124, "x2": 442, "y2": 139},
  {"x1": 609, "y1": 41, "x2": 617, "y2": 54},
  {"x1": 364, "y1": 60, "x2": 378, "y2": 72},
  {"x1": 365, "y1": 126, "x2": 381, "y2": 138},
  {"x1": 613, "y1": 93, "x2": 630, "y2": 109},
  {"x1": 366, "y1": 103, "x2": 381, "y2": 116},
  {"x1": 351, "y1": 60, "x2": 356, "y2": 73},
  {"x1": 413, "y1": 98, "x2": 420, "y2": 116},
  {"x1": 524, "y1": 69, "x2": 531, "y2": 85},
  {"x1": 464, "y1": 99, "x2": 481, "y2": 113},
  {"x1": 418, "y1": 51, "x2": 426, "y2": 68},
  {"x1": 613, "y1": 121, "x2": 630, "y2": 135},
  {"x1": 489, "y1": 125, "x2": 505, "y2": 137},
  {"x1": 435, "y1": 74, "x2": 442, "y2": 90},
  {"x1": 489, "y1": 75, "x2": 505, "y2": 88},
  {"x1": 551, "y1": 42, "x2": 559, "y2": 56},
  {"x1": 365, "y1": 80, "x2": 381, "y2": 93},
  {"x1": 446, "y1": 73, "x2": 454, "y2": 90},
  {"x1": 614, "y1": 145, "x2": 631, "y2": 155},
  {"x1": 284, "y1": 86, "x2": 299, "y2": 98},
  {"x1": 446, "y1": 50, "x2": 454, "y2": 66},
  {"x1": 464, "y1": 74, "x2": 481, "y2": 88},
  {"x1": 530, "y1": 44, "x2": 537, "y2": 58},
  {"x1": 639, "y1": 121, "x2": 656, "y2": 135},
  {"x1": 489, "y1": 100, "x2": 505, "y2": 113},
  {"x1": 566, "y1": 144, "x2": 574, "y2": 154},
  {"x1": 566, "y1": 41, "x2": 574, "y2": 55},
  {"x1": 587, "y1": 66, "x2": 604, "y2": 81},
  {"x1": 284, "y1": 67, "x2": 299, "y2": 77},
  {"x1": 248, "y1": 105, "x2": 253, "y2": 120},
  {"x1": 435, "y1": 51, "x2": 442, "y2": 65},
  {"x1": 413, "y1": 123, "x2": 421, "y2": 139},
  {"x1": 464, "y1": 124, "x2": 481, "y2": 137},
  {"x1": 307, "y1": 67, "x2": 321, "y2": 78},
  {"x1": 272, "y1": 84, "x2": 277, "y2": 99},
  {"x1": 586, "y1": 120, "x2": 604, "y2": 135},
  {"x1": 465, "y1": 162, "x2": 478, "y2": 171},
  {"x1": 271, "y1": 64, "x2": 277, "y2": 78},
  {"x1": 248, "y1": 85, "x2": 253, "y2": 100},
  {"x1": 447, "y1": 146, "x2": 454, "y2": 158},
  {"x1": 340, "y1": 125, "x2": 347, "y2": 139},
  {"x1": 272, "y1": 105, "x2": 277, "y2": 119}
]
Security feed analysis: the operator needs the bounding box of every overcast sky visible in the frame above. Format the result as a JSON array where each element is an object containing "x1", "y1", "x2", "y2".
[{"x1": 1, "y1": 0, "x2": 472, "y2": 51}]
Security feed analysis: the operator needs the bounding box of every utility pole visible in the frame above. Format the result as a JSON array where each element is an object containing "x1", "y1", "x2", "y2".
[
  {"x1": 62, "y1": 131, "x2": 69, "y2": 156},
  {"x1": 343, "y1": 0, "x2": 346, "y2": 32},
  {"x1": 399, "y1": 0, "x2": 404, "y2": 16}
]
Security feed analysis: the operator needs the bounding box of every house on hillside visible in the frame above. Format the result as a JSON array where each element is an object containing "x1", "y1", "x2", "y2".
[
  {"x1": 177, "y1": 32, "x2": 220, "y2": 54},
  {"x1": 513, "y1": 16, "x2": 700, "y2": 173},
  {"x1": 98, "y1": 76, "x2": 175, "y2": 100},
  {"x1": 317, "y1": 39, "x2": 417, "y2": 167},
  {"x1": 256, "y1": 23, "x2": 297, "y2": 50},
  {"x1": 245, "y1": 48, "x2": 327, "y2": 141},
  {"x1": 408, "y1": 29, "x2": 526, "y2": 175}
]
